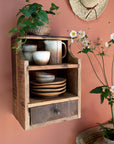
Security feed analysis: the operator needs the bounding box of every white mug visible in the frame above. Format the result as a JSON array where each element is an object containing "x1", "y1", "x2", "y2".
[{"x1": 44, "y1": 40, "x2": 67, "y2": 64}]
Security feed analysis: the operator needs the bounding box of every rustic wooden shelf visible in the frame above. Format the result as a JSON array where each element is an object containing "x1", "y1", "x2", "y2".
[
  {"x1": 11, "y1": 35, "x2": 81, "y2": 130},
  {"x1": 28, "y1": 92, "x2": 79, "y2": 108},
  {"x1": 27, "y1": 64, "x2": 78, "y2": 71}
]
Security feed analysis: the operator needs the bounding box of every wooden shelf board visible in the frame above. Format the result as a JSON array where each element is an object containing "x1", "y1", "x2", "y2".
[
  {"x1": 27, "y1": 64, "x2": 78, "y2": 71},
  {"x1": 28, "y1": 92, "x2": 79, "y2": 108},
  {"x1": 19, "y1": 35, "x2": 71, "y2": 40},
  {"x1": 12, "y1": 35, "x2": 71, "y2": 40}
]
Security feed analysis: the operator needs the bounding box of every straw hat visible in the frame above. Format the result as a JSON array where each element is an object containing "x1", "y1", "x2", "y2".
[{"x1": 69, "y1": 0, "x2": 108, "y2": 21}]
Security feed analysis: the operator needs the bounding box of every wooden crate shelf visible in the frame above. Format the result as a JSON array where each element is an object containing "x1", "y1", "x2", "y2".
[{"x1": 11, "y1": 35, "x2": 81, "y2": 130}]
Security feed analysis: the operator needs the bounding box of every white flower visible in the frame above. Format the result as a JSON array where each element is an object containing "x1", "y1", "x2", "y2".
[
  {"x1": 78, "y1": 30, "x2": 85, "y2": 38},
  {"x1": 110, "y1": 33, "x2": 114, "y2": 40},
  {"x1": 105, "y1": 42, "x2": 109, "y2": 47},
  {"x1": 82, "y1": 39, "x2": 89, "y2": 46},
  {"x1": 70, "y1": 30, "x2": 77, "y2": 38},
  {"x1": 111, "y1": 86, "x2": 114, "y2": 93}
]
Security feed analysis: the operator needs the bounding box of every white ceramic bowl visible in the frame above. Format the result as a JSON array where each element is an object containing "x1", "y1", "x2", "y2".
[
  {"x1": 23, "y1": 45, "x2": 37, "y2": 52},
  {"x1": 35, "y1": 76, "x2": 55, "y2": 83},
  {"x1": 33, "y1": 51, "x2": 50, "y2": 65},
  {"x1": 35, "y1": 72, "x2": 55, "y2": 78}
]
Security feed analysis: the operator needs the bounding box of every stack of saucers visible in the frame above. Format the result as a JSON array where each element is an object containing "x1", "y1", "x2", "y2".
[{"x1": 31, "y1": 72, "x2": 66, "y2": 98}]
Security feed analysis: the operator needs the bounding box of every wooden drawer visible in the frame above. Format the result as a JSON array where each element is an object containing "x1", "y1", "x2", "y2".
[{"x1": 30, "y1": 100, "x2": 78, "y2": 125}]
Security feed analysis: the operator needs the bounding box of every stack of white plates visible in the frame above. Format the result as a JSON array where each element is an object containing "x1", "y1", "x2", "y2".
[
  {"x1": 31, "y1": 77, "x2": 66, "y2": 97},
  {"x1": 35, "y1": 72, "x2": 55, "y2": 83}
]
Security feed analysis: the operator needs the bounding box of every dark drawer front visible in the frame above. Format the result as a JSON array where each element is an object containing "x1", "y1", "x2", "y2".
[{"x1": 30, "y1": 100, "x2": 78, "y2": 125}]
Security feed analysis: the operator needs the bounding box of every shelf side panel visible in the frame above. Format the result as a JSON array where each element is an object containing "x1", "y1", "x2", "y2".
[
  {"x1": 12, "y1": 38, "x2": 30, "y2": 130},
  {"x1": 67, "y1": 39, "x2": 81, "y2": 118}
]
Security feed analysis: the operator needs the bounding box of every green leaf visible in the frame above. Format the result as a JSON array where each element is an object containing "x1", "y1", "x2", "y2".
[
  {"x1": 34, "y1": 20, "x2": 44, "y2": 26},
  {"x1": 16, "y1": 11, "x2": 21, "y2": 16},
  {"x1": 29, "y1": 3, "x2": 40, "y2": 14},
  {"x1": 12, "y1": 46, "x2": 18, "y2": 49},
  {"x1": 108, "y1": 119, "x2": 113, "y2": 124},
  {"x1": 30, "y1": 3, "x2": 42, "y2": 10},
  {"x1": 31, "y1": 12, "x2": 37, "y2": 18},
  {"x1": 19, "y1": 23, "x2": 27, "y2": 27},
  {"x1": 8, "y1": 28, "x2": 18, "y2": 33},
  {"x1": 26, "y1": 0, "x2": 29, "y2": 2},
  {"x1": 38, "y1": 10, "x2": 49, "y2": 24},
  {"x1": 85, "y1": 35, "x2": 88, "y2": 38},
  {"x1": 90, "y1": 86, "x2": 103, "y2": 94},
  {"x1": 19, "y1": 29, "x2": 25, "y2": 37},
  {"x1": 22, "y1": 19, "x2": 32, "y2": 28},
  {"x1": 77, "y1": 51, "x2": 82, "y2": 54},
  {"x1": 97, "y1": 51, "x2": 107, "y2": 56},
  {"x1": 46, "y1": 11, "x2": 56, "y2": 15},
  {"x1": 109, "y1": 39, "x2": 114, "y2": 44},
  {"x1": 16, "y1": 38, "x2": 20, "y2": 42},
  {"x1": 17, "y1": 15, "x2": 25, "y2": 26},
  {"x1": 97, "y1": 123, "x2": 106, "y2": 130},
  {"x1": 104, "y1": 88, "x2": 111, "y2": 98},
  {"x1": 100, "y1": 93, "x2": 105, "y2": 104},
  {"x1": 50, "y1": 3, "x2": 59, "y2": 11},
  {"x1": 81, "y1": 47, "x2": 93, "y2": 54},
  {"x1": 31, "y1": 25, "x2": 38, "y2": 30},
  {"x1": 19, "y1": 8, "x2": 31, "y2": 17}
]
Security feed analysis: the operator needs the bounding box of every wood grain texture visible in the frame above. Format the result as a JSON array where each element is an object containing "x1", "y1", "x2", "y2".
[
  {"x1": 12, "y1": 38, "x2": 30, "y2": 130},
  {"x1": 28, "y1": 64, "x2": 78, "y2": 71},
  {"x1": 30, "y1": 100, "x2": 78, "y2": 125},
  {"x1": 19, "y1": 35, "x2": 71, "y2": 40},
  {"x1": 30, "y1": 115, "x2": 79, "y2": 129},
  {"x1": 28, "y1": 92, "x2": 79, "y2": 107}
]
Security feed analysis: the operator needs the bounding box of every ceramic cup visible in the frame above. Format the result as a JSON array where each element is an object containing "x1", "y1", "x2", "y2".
[
  {"x1": 33, "y1": 51, "x2": 50, "y2": 65},
  {"x1": 23, "y1": 44, "x2": 37, "y2": 52},
  {"x1": 22, "y1": 45, "x2": 37, "y2": 63},
  {"x1": 44, "y1": 40, "x2": 67, "y2": 64},
  {"x1": 23, "y1": 51, "x2": 35, "y2": 63}
]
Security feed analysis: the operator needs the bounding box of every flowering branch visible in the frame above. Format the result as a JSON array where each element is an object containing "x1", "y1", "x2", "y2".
[{"x1": 70, "y1": 30, "x2": 114, "y2": 134}]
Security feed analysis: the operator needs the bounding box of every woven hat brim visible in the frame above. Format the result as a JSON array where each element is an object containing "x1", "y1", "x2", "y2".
[{"x1": 69, "y1": 0, "x2": 108, "y2": 21}]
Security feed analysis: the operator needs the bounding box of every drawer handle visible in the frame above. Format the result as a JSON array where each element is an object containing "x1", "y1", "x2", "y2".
[{"x1": 53, "y1": 108, "x2": 60, "y2": 115}]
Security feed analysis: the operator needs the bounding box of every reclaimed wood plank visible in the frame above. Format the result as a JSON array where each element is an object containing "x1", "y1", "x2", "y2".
[
  {"x1": 27, "y1": 64, "x2": 78, "y2": 71},
  {"x1": 30, "y1": 100, "x2": 78, "y2": 125},
  {"x1": 28, "y1": 92, "x2": 79, "y2": 108}
]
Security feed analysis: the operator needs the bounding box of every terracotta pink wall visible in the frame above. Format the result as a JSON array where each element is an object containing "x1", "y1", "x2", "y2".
[{"x1": 0, "y1": 0, "x2": 114, "y2": 144}]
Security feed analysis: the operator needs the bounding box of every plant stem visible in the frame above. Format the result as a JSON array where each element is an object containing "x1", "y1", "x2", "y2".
[
  {"x1": 93, "y1": 51, "x2": 103, "y2": 72},
  {"x1": 111, "y1": 49, "x2": 114, "y2": 86},
  {"x1": 109, "y1": 94, "x2": 114, "y2": 127},
  {"x1": 101, "y1": 56, "x2": 109, "y2": 86},
  {"x1": 87, "y1": 53, "x2": 105, "y2": 85},
  {"x1": 93, "y1": 52, "x2": 108, "y2": 85}
]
